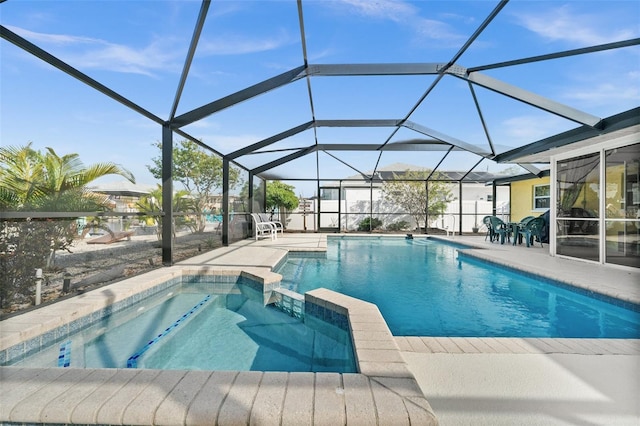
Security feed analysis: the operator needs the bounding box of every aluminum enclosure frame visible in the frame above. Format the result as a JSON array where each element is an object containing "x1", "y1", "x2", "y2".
[{"x1": 2, "y1": 0, "x2": 638, "y2": 263}]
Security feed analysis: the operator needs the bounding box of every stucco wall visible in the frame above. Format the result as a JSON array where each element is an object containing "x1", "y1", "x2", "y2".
[{"x1": 510, "y1": 176, "x2": 550, "y2": 221}]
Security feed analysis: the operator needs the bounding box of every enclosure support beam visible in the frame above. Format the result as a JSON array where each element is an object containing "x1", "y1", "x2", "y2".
[
  {"x1": 222, "y1": 158, "x2": 230, "y2": 246},
  {"x1": 173, "y1": 65, "x2": 307, "y2": 128},
  {"x1": 458, "y1": 182, "x2": 463, "y2": 235},
  {"x1": 228, "y1": 122, "x2": 314, "y2": 159},
  {"x1": 463, "y1": 72, "x2": 602, "y2": 128},
  {"x1": 425, "y1": 181, "x2": 429, "y2": 235},
  {"x1": 369, "y1": 181, "x2": 374, "y2": 232},
  {"x1": 161, "y1": 125, "x2": 174, "y2": 265},
  {"x1": 338, "y1": 181, "x2": 343, "y2": 232},
  {"x1": 169, "y1": 0, "x2": 210, "y2": 120},
  {"x1": 0, "y1": 25, "x2": 164, "y2": 126},
  {"x1": 248, "y1": 172, "x2": 254, "y2": 213},
  {"x1": 492, "y1": 183, "x2": 498, "y2": 216},
  {"x1": 316, "y1": 180, "x2": 321, "y2": 232}
]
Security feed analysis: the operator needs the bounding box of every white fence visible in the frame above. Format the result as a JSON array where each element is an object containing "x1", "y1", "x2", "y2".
[{"x1": 285, "y1": 197, "x2": 510, "y2": 233}]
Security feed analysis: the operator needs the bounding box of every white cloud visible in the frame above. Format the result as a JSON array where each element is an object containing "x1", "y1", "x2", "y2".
[
  {"x1": 331, "y1": 0, "x2": 467, "y2": 45},
  {"x1": 500, "y1": 115, "x2": 569, "y2": 145},
  {"x1": 558, "y1": 67, "x2": 640, "y2": 110},
  {"x1": 307, "y1": 47, "x2": 337, "y2": 62},
  {"x1": 7, "y1": 25, "x2": 181, "y2": 76},
  {"x1": 564, "y1": 82, "x2": 640, "y2": 105},
  {"x1": 338, "y1": 0, "x2": 417, "y2": 22},
  {"x1": 199, "y1": 29, "x2": 295, "y2": 56},
  {"x1": 413, "y1": 17, "x2": 467, "y2": 43},
  {"x1": 513, "y1": 5, "x2": 636, "y2": 46},
  {"x1": 185, "y1": 118, "x2": 221, "y2": 130}
]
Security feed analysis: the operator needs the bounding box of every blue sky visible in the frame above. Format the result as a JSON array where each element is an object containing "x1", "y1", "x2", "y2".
[{"x1": 1, "y1": 0, "x2": 639, "y2": 197}]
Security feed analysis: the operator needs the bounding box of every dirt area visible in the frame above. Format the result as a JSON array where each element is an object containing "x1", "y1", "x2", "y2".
[{"x1": 1, "y1": 230, "x2": 223, "y2": 318}]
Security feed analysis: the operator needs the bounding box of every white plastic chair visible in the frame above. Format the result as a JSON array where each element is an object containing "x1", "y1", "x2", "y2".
[
  {"x1": 250, "y1": 213, "x2": 276, "y2": 240},
  {"x1": 442, "y1": 214, "x2": 456, "y2": 236},
  {"x1": 258, "y1": 213, "x2": 284, "y2": 236}
]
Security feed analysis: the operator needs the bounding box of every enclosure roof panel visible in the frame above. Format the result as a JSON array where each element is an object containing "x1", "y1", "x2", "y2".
[{"x1": 1, "y1": 0, "x2": 638, "y2": 196}]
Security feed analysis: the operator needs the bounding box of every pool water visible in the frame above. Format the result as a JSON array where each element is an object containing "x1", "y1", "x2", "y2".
[
  {"x1": 277, "y1": 237, "x2": 640, "y2": 338},
  {"x1": 13, "y1": 284, "x2": 356, "y2": 372}
]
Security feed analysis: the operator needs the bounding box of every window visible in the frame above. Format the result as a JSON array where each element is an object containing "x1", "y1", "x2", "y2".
[
  {"x1": 533, "y1": 184, "x2": 550, "y2": 210},
  {"x1": 320, "y1": 188, "x2": 339, "y2": 200}
]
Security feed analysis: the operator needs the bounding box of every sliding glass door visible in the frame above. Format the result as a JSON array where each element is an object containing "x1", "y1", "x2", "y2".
[
  {"x1": 554, "y1": 142, "x2": 640, "y2": 268},
  {"x1": 556, "y1": 153, "x2": 600, "y2": 262},
  {"x1": 605, "y1": 143, "x2": 640, "y2": 268}
]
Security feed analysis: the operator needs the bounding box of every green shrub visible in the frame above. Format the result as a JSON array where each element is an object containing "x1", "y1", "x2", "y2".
[
  {"x1": 357, "y1": 217, "x2": 383, "y2": 231},
  {"x1": 387, "y1": 220, "x2": 409, "y2": 231}
]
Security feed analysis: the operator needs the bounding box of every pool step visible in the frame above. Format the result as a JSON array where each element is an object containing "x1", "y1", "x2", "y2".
[
  {"x1": 407, "y1": 237, "x2": 430, "y2": 245},
  {"x1": 270, "y1": 288, "x2": 304, "y2": 320}
]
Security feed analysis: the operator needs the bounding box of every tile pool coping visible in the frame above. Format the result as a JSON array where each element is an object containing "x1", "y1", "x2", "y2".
[{"x1": 0, "y1": 263, "x2": 438, "y2": 425}]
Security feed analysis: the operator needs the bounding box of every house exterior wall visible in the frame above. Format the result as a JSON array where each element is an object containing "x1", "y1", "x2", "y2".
[{"x1": 510, "y1": 176, "x2": 551, "y2": 222}]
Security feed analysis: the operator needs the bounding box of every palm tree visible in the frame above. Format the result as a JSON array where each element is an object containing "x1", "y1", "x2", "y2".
[
  {"x1": 136, "y1": 185, "x2": 195, "y2": 241},
  {"x1": 0, "y1": 144, "x2": 136, "y2": 300},
  {"x1": 0, "y1": 143, "x2": 43, "y2": 209},
  {"x1": 0, "y1": 143, "x2": 135, "y2": 211}
]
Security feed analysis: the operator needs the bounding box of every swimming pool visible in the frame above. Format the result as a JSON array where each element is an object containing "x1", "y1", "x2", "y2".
[
  {"x1": 277, "y1": 237, "x2": 640, "y2": 338},
  {"x1": 10, "y1": 281, "x2": 356, "y2": 372}
]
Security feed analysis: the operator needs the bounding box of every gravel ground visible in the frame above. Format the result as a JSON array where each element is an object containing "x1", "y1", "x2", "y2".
[{"x1": 2, "y1": 228, "x2": 223, "y2": 317}]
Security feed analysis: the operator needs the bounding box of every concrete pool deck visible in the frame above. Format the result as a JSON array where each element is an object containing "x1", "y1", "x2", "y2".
[
  {"x1": 1, "y1": 233, "x2": 639, "y2": 425},
  {"x1": 192, "y1": 232, "x2": 640, "y2": 425}
]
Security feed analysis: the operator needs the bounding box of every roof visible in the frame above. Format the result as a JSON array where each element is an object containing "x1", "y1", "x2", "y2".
[
  {"x1": 89, "y1": 181, "x2": 156, "y2": 197},
  {"x1": 353, "y1": 164, "x2": 505, "y2": 182},
  {"x1": 491, "y1": 169, "x2": 551, "y2": 186}
]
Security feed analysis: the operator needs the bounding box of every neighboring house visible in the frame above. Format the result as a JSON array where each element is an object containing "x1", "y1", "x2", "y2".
[
  {"x1": 90, "y1": 181, "x2": 156, "y2": 213},
  {"x1": 314, "y1": 163, "x2": 511, "y2": 233},
  {"x1": 89, "y1": 181, "x2": 156, "y2": 233}
]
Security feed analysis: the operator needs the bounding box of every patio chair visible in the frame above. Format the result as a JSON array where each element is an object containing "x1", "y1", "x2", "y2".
[
  {"x1": 250, "y1": 213, "x2": 276, "y2": 240},
  {"x1": 483, "y1": 215, "x2": 497, "y2": 242},
  {"x1": 442, "y1": 214, "x2": 456, "y2": 236},
  {"x1": 488, "y1": 216, "x2": 510, "y2": 244},
  {"x1": 258, "y1": 213, "x2": 284, "y2": 235},
  {"x1": 517, "y1": 216, "x2": 546, "y2": 247},
  {"x1": 519, "y1": 216, "x2": 535, "y2": 226},
  {"x1": 513, "y1": 216, "x2": 535, "y2": 244},
  {"x1": 86, "y1": 230, "x2": 135, "y2": 244}
]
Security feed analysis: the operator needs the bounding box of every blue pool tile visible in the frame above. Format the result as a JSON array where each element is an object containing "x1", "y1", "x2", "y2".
[
  {"x1": 54, "y1": 324, "x2": 69, "y2": 341},
  {"x1": 305, "y1": 303, "x2": 318, "y2": 318},
  {"x1": 90, "y1": 309, "x2": 102, "y2": 324},
  {"x1": 68, "y1": 318, "x2": 84, "y2": 335},
  {"x1": 112, "y1": 300, "x2": 125, "y2": 313},
  {"x1": 101, "y1": 305, "x2": 113, "y2": 318},
  {"x1": 24, "y1": 336, "x2": 41, "y2": 355},
  {"x1": 7, "y1": 343, "x2": 24, "y2": 363},
  {"x1": 41, "y1": 329, "x2": 57, "y2": 348},
  {"x1": 310, "y1": 304, "x2": 320, "y2": 318}
]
